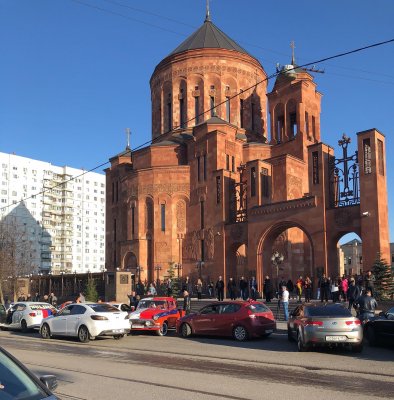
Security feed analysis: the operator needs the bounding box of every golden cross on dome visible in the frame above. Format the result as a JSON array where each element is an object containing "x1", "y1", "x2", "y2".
[{"x1": 205, "y1": 0, "x2": 211, "y2": 21}]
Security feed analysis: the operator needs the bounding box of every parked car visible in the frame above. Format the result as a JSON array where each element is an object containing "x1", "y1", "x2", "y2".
[
  {"x1": 176, "y1": 300, "x2": 276, "y2": 341},
  {"x1": 287, "y1": 303, "x2": 363, "y2": 352},
  {"x1": 0, "y1": 302, "x2": 57, "y2": 332},
  {"x1": 364, "y1": 306, "x2": 394, "y2": 346},
  {"x1": 129, "y1": 297, "x2": 183, "y2": 336},
  {"x1": 109, "y1": 302, "x2": 133, "y2": 316},
  {"x1": 0, "y1": 303, "x2": 6, "y2": 325},
  {"x1": 40, "y1": 302, "x2": 130, "y2": 342},
  {"x1": 0, "y1": 346, "x2": 58, "y2": 399}
]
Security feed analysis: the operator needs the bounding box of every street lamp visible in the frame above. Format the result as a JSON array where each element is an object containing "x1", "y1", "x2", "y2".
[
  {"x1": 271, "y1": 251, "x2": 284, "y2": 292},
  {"x1": 174, "y1": 263, "x2": 183, "y2": 280},
  {"x1": 136, "y1": 265, "x2": 144, "y2": 283},
  {"x1": 196, "y1": 260, "x2": 204, "y2": 279},
  {"x1": 154, "y1": 265, "x2": 162, "y2": 283}
]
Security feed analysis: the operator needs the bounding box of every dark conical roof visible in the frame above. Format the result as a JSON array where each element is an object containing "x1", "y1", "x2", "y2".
[{"x1": 168, "y1": 19, "x2": 252, "y2": 57}]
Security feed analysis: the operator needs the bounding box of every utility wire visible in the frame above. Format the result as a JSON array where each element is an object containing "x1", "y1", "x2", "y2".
[{"x1": 1, "y1": 37, "x2": 393, "y2": 213}]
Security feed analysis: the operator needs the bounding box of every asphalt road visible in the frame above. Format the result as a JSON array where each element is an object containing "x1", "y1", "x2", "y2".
[{"x1": 1, "y1": 324, "x2": 393, "y2": 400}]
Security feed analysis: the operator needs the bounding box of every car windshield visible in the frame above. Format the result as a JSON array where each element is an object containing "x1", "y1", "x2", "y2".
[
  {"x1": 137, "y1": 300, "x2": 167, "y2": 310},
  {"x1": 305, "y1": 306, "x2": 352, "y2": 317},
  {"x1": 0, "y1": 349, "x2": 48, "y2": 400},
  {"x1": 88, "y1": 304, "x2": 119, "y2": 313},
  {"x1": 248, "y1": 303, "x2": 270, "y2": 313},
  {"x1": 387, "y1": 307, "x2": 394, "y2": 315}
]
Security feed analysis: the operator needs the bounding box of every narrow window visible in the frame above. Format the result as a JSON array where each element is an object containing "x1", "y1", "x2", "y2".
[
  {"x1": 203, "y1": 154, "x2": 207, "y2": 181},
  {"x1": 201, "y1": 240, "x2": 205, "y2": 261},
  {"x1": 231, "y1": 156, "x2": 235, "y2": 173},
  {"x1": 226, "y1": 154, "x2": 230, "y2": 170},
  {"x1": 251, "y1": 102, "x2": 255, "y2": 131},
  {"x1": 197, "y1": 156, "x2": 201, "y2": 182},
  {"x1": 112, "y1": 182, "x2": 115, "y2": 204},
  {"x1": 363, "y1": 139, "x2": 372, "y2": 174},
  {"x1": 305, "y1": 111, "x2": 309, "y2": 135},
  {"x1": 312, "y1": 116, "x2": 316, "y2": 137},
  {"x1": 261, "y1": 168, "x2": 269, "y2": 198},
  {"x1": 240, "y1": 99, "x2": 244, "y2": 128},
  {"x1": 194, "y1": 96, "x2": 199, "y2": 125},
  {"x1": 167, "y1": 100, "x2": 172, "y2": 131},
  {"x1": 289, "y1": 112, "x2": 297, "y2": 137},
  {"x1": 161, "y1": 204, "x2": 166, "y2": 232},
  {"x1": 210, "y1": 96, "x2": 215, "y2": 117},
  {"x1": 312, "y1": 152, "x2": 319, "y2": 184},
  {"x1": 216, "y1": 176, "x2": 221, "y2": 204},
  {"x1": 180, "y1": 98, "x2": 185, "y2": 128},
  {"x1": 113, "y1": 249, "x2": 116, "y2": 266},
  {"x1": 226, "y1": 97, "x2": 230, "y2": 122},
  {"x1": 131, "y1": 206, "x2": 135, "y2": 235},
  {"x1": 277, "y1": 116, "x2": 284, "y2": 143},
  {"x1": 378, "y1": 139, "x2": 384, "y2": 175},
  {"x1": 251, "y1": 167, "x2": 256, "y2": 197},
  {"x1": 113, "y1": 218, "x2": 117, "y2": 242},
  {"x1": 200, "y1": 200, "x2": 205, "y2": 229}
]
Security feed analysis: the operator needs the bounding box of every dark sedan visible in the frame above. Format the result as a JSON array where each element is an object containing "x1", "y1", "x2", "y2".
[
  {"x1": 0, "y1": 346, "x2": 58, "y2": 399},
  {"x1": 364, "y1": 306, "x2": 394, "y2": 346},
  {"x1": 176, "y1": 301, "x2": 276, "y2": 341}
]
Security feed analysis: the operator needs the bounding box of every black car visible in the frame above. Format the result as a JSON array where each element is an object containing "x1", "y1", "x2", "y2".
[
  {"x1": 364, "y1": 306, "x2": 394, "y2": 346},
  {"x1": 0, "y1": 346, "x2": 59, "y2": 399},
  {"x1": 0, "y1": 304, "x2": 6, "y2": 325}
]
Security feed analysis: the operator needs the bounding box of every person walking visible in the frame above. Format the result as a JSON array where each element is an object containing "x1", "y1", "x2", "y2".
[
  {"x1": 215, "y1": 276, "x2": 225, "y2": 301},
  {"x1": 282, "y1": 286, "x2": 289, "y2": 321},
  {"x1": 354, "y1": 289, "x2": 378, "y2": 323},
  {"x1": 263, "y1": 276, "x2": 273, "y2": 303},
  {"x1": 196, "y1": 278, "x2": 203, "y2": 300},
  {"x1": 296, "y1": 276, "x2": 304, "y2": 303},
  {"x1": 227, "y1": 277, "x2": 237, "y2": 300},
  {"x1": 249, "y1": 277, "x2": 258, "y2": 300},
  {"x1": 183, "y1": 290, "x2": 191, "y2": 315},
  {"x1": 340, "y1": 275, "x2": 348, "y2": 302},
  {"x1": 347, "y1": 277, "x2": 361, "y2": 311},
  {"x1": 304, "y1": 276, "x2": 312, "y2": 302},
  {"x1": 239, "y1": 276, "x2": 248, "y2": 300}
]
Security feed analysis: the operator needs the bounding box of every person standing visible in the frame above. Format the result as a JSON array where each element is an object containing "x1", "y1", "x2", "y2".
[
  {"x1": 331, "y1": 278, "x2": 340, "y2": 302},
  {"x1": 304, "y1": 276, "x2": 312, "y2": 303},
  {"x1": 364, "y1": 270, "x2": 375, "y2": 296},
  {"x1": 196, "y1": 278, "x2": 203, "y2": 300},
  {"x1": 48, "y1": 292, "x2": 57, "y2": 307},
  {"x1": 208, "y1": 281, "x2": 214, "y2": 298},
  {"x1": 286, "y1": 279, "x2": 294, "y2": 300},
  {"x1": 296, "y1": 276, "x2": 304, "y2": 303},
  {"x1": 263, "y1": 276, "x2": 273, "y2": 303},
  {"x1": 227, "y1": 277, "x2": 237, "y2": 300},
  {"x1": 340, "y1": 275, "x2": 348, "y2": 302},
  {"x1": 239, "y1": 276, "x2": 248, "y2": 300},
  {"x1": 183, "y1": 290, "x2": 191, "y2": 315},
  {"x1": 320, "y1": 274, "x2": 330, "y2": 302},
  {"x1": 354, "y1": 289, "x2": 378, "y2": 322},
  {"x1": 166, "y1": 278, "x2": 173, "y2": 297},
  {"x1": 282, "y1": 286, "x2": 289, "y2": 321},
  {"x1": 249, "y1": 277, "x2": 258, "y2": 300},
  {"x1": 33, "y1": 292, "x2": 40, "y2": 302},
  {"x1": 215, "y1": 276, "x2": 225, "y2": 301},
  {"x1": 347, "y1": 277, "x2": 361, "y2": 311}
]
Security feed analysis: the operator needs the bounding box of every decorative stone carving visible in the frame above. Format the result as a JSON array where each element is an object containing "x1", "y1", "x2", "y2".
[
  {"x1": 191, "y1": 231, "x2": 199, "y2": 261},
  {"x1": 206, "y1": 227, "x2": 215, "y2": 260},
  {"x1": 250, "y1": 196, "x2": 316, "y2": 216},
  {"x1": 334, "y1": 209, "x2": 351, "y2": 227},
  {"x1": 288, "y1": 175, "x2": 303, "y2": 200},
  {"x1": 176, "y1": 201, "x2": 186, "y2": 232},
  {"x1": 129, "y1": 183, "x2": 189, "y2": 197}
]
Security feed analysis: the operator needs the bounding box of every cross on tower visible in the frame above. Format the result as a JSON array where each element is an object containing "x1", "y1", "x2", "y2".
[
  {"x1": 125, "y1": 128, "x2": 131, "y2": 150},
  {"x1": 205, "y1": 0, "x2": 211, "y2": 21},
  {"x1": 290, "y1": 40, "x2": 296, "y2": 65}
]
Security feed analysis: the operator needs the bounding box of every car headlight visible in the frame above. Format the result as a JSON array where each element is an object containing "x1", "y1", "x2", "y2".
[{"x1": 152, "y1": 315, "x2": 159, "y2": 321}]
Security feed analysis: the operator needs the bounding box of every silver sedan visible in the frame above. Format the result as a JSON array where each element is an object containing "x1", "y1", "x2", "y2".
[{"x1": 287, "y1": 304, "x2": 363, "y2": 352}]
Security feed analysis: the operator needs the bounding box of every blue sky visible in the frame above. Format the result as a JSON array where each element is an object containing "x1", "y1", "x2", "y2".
[{"x1": 1, "y1": 0, "x2": 393, "y2": 241}]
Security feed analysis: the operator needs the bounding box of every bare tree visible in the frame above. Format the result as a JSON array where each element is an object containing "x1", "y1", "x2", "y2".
[{"x1": 0, "y1": 215, "x2": 34, "y2": 303}]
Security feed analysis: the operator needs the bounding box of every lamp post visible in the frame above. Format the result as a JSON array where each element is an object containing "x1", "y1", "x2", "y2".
[
  {"x1": 136, "y1": 265, "x2": 144, "y2": 283},
  {"x1": 154, "y1": 265, "x2": 162, "y2": 283},
  {"x1": 196, "y1": 260, "x2": 204, "y2": 279},
  {"x1": 60, "y1": 270, "x2": 65, "y2": 298},
  {"x1": 174, "y1": 263, "x2": 183, "y2": 281},
  {"x1": 271, "y1": 251, "x2": 284, "y2": 292}
]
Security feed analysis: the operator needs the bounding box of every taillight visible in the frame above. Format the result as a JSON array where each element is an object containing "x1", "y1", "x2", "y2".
[
  {"x1": 247, "y1": 309, "x2": 256, "y2": 319},
  {"x1": 346, "y1": 320, "x2": 361, "y2": 326},
  {"x1": 91, "y1": 315, "x2": 108, "y2": 321},
  {"x1": 304, "y1": 320, "x2": 323, "y2": 326},
  {"x1": 29, "y1": 312, "x2": 36, "y2": 317}
]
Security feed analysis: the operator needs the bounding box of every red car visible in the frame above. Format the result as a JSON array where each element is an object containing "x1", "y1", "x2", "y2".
[
  {"x1": 176, "y1": 300, "x2": 276, "y2": 341},
  {"x1": 129, "y1": 297, "x2": 183, "y2": 336}
]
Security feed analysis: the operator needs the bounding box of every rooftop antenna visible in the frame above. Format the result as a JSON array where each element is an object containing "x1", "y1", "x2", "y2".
[
  {"x1": 290, "y1": 40, "x2": 296, "y2": 65},
  {"x1": 205, "y1": 0, "x2": 211, "y2": 22},
  {"x1": 125, "y1": 128, "x2": 131, "y2": 150}
]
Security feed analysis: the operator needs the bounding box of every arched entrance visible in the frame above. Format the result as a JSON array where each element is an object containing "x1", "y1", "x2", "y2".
[
  {"x1": 257, "y1": 221, "x2": 314, "y2": 292},
  {"x1": 123, "y1": 252, "x2": 137, "y2": 271}
]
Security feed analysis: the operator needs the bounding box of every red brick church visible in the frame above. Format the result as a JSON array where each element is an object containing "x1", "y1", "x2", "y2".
[{"x1": 105, "y1": 12, "x2": 390, "y2": 294}]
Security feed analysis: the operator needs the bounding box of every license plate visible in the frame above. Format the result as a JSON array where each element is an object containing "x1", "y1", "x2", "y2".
[
  {"x1": 131, "y1": 325, "x2": 143, "y2": 329},
  {"x1": 326, "y1": 335, "x2": 347, "y2": 342},
  {"x1": 265, "y1": 329, "x2": 273, "y2": 333}
]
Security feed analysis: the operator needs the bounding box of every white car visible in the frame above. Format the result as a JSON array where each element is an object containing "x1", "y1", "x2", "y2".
[
  {"x1": 109, "y1": 302, "x2": 133, "y2": 315},
  {"x1": 0, "y1": 302, "x2": 56, "y2": 332},
  {"x1": 40, "y1": 302, "x2": 130, "y2": 342}
]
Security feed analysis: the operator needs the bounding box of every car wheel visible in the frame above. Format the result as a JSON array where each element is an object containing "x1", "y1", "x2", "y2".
[
  {"x1": 41, "y1": 324, "x2": 51, "y2": 339},
  {"x1": 366, "y1": 325, "x2": 376, "y2": 346},
  {"x1": 233, "y1": 325, "x2": 248, "y2": 341},
  {"x1": 78, "y1": 325, "x2": 90, "y2": 343},
  {"x1": 156, "y1": 322, "x2": 168, "y2": 336},
  {"x1": 180, "y1": 323, "x2": 192, "y2": 338},
  {"x1": 288, "y1": 327, "x2": 294, "y2": 342},
  {"x1": 297, "y1": 331, "x2": 308, "y2": 352},
  {"x1": 21, "y1": 320, "x2": 28, "y2": 333},
  {"x1": 351, "y1": 344, "x2": 363, "y2": 353},
  {"x1": 113, "y1": 334, "x2": 124, "y2": 340}
]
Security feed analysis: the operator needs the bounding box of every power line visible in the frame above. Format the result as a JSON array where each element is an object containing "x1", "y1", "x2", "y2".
[{"x1": 1, "y1": 37, "x2": 393, "y2": 213}]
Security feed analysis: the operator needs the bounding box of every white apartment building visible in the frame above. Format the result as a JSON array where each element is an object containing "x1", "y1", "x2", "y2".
[{"x1": 0, "y1": 152, "x2": 105, "y2": 274}]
